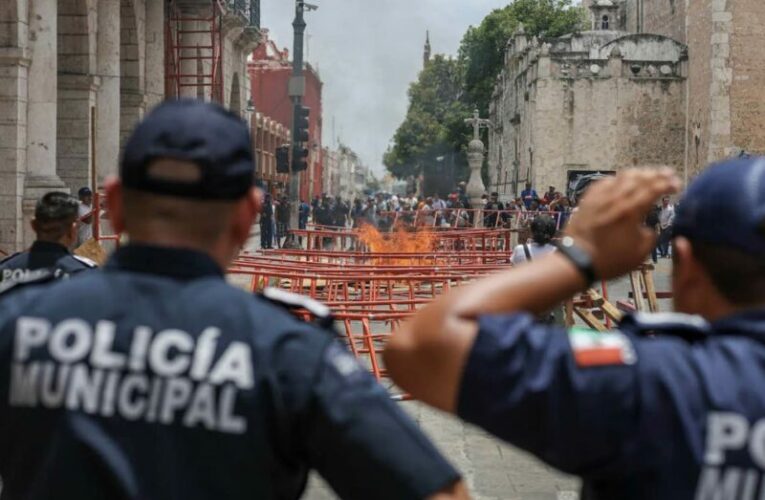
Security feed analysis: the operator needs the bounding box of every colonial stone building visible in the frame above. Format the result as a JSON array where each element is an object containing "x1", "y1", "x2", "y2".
[
  {"x1": 0, "y1": 0, "x2": 260, "y2": 252},
  {"x1": 488, "y1": 0, "x2": 765, "y2": 197}
]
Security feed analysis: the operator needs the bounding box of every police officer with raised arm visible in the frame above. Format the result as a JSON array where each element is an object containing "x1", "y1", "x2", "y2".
[
  {"x1": 0, "y1": 192, "x2": 96, "y2": 288},
  {"x1": 0, "y1": 99, "x2": 466, "y2": 500},
  {"x1": 385, "y1": 159, "x2": 765, "y2": 499}
]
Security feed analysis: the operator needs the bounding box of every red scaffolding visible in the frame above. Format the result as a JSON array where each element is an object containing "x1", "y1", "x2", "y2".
[{"x1": 164, "y1": 0, "x2": 224, "y2": 103}]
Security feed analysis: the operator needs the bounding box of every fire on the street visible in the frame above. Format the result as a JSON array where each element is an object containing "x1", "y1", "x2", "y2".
[{"x1": 357, "y1": 224, "x2": 436, "y2": 254}]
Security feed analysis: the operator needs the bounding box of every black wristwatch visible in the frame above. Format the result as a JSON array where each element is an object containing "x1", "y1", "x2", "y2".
[{"x1": 554, "y1": 236, "x2": 597, "y2": 286}]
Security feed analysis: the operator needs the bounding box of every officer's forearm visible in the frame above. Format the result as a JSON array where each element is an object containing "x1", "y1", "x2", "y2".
[
  {"x1": 451, "y1": 252, "x2": 587, "y2": 320},
  {"x1": 385, "y1": 253, "x2": 587, "y2": 412}
]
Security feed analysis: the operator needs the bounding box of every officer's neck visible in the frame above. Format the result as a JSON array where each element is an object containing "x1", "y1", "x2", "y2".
[
  {"x1": 125, "y1": 235, "x2": 237, "y2": 270},
  {"x1": 34, "y1": 237, "x2": 73, "y2": 251}
]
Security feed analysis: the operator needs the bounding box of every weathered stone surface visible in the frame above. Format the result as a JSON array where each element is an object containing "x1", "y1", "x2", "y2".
[{"x1": 489, "y1": 28, "x2": 686, "y2": 198}]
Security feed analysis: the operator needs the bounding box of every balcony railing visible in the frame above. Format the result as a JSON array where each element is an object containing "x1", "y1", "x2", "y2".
[{"x1": 225, "y1": 0, "x2": 260, "y2": 28}]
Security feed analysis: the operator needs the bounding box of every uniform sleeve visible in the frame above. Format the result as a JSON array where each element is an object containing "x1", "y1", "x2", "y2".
[
  {"x1": 298, "y1": 340, "x2": 460, "y2": 500},
  {"x1": 457, "y1": 313, "x2": 642, "y2": 476}
]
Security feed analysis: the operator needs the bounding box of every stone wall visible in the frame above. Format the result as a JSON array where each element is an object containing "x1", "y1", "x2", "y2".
[
  {"x1": 530, "y1": 66, "x2": 686, "y2": 194},
  {"x1": 489, "y1": 32, "x2": 687, "y2": 198},
  {"x1": 632, "y1": 0, "x2": 687, "y2": 42},
  {"x1": 729, "y1": 0, "x2": 765, "y2": 156}
]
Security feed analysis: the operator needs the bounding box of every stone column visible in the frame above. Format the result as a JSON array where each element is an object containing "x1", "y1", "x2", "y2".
[
  {"x1": 144, "y1": 0, "x2": 165, "y2": 109},
  {"x1": 96, "y1": 0, "x2": 121, "y2": 185},
  {"x1": 23, "y1": 0, "x2": 67, "y2": 247},
  {"x1": 467, "y1": 139, "x2": 487, "y2": 227},
  {"x1": 0, "y1": 0, "x2": 28, "y2": 251}
]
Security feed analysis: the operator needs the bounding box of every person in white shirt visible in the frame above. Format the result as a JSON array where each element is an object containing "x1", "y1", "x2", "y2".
[
  {"x1": 511, "y1": 215, "x2": 557, "y2": 266},
  {"x1": 657, "y1": 196, "x2": 675, "y2": 257},
  {"x1": 76, "y1": 187, "x2": 93, "y2": 246}
]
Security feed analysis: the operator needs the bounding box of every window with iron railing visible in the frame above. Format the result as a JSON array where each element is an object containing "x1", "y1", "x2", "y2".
[{"x1": 225, "y1": 0, "x2": 260, "y2": 28}]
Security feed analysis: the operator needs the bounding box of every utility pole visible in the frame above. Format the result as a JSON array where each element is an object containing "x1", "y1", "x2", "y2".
[{"x1": 287, "y1": 0, "x2": 317, "y2": 231}]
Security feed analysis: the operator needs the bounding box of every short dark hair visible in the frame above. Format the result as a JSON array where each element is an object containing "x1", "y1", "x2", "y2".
[
  {"x1": 686, "y1": 241, "x2": 765, "y2": 306},
  {"x1": 530, "y1": 215, "x2": 557, "y2": 246},
  {"x1": 34, "y1": 192, "x2": 79, "y2": 240}
]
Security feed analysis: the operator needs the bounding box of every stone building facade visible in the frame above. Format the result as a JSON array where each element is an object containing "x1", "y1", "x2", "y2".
[
  {"x1": 0, "y1": 0, "x2": 260, "y2": 253},
  {"x1": 489, "y1": 0, "x2": 765, "y2": 198},
  {"x1": 253, "y1": 111, "x2": 289, "y2": 196}
]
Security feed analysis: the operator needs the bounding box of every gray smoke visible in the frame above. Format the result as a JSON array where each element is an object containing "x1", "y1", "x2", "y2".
[{"x1": 259, "y1": 0, "x2": 509, "y2": 175}]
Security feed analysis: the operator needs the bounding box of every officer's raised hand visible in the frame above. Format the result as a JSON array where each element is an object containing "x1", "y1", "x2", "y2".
[
  {"x1": 384, "y1": 167, "x2": 680, "y2": 412},
  {"x1": 565, "y1": 168, "x2": 681, "y2": 280}
]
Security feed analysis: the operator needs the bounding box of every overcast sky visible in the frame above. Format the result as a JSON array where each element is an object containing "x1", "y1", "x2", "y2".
[{"x1": 259, "y1": 0, "x2": 510, "y2": 174}]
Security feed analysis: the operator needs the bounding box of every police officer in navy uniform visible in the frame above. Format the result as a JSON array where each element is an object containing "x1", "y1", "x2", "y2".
[
  {"x1": 385, "y1": 159, "x2": 765, "y2": 499},
  {"x1": 0, "y1": 191, "x2": 96, "y2": 288},
  {"x1": 0, "y1": 99, "x2": 466, "y2": 500}
]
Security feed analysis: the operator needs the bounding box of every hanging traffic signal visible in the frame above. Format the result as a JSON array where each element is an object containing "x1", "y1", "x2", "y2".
[
  {"x1": 292, "y1": 146, "x2": 309, "y2": 172},
  {"x1": 293, "y1": 105, "x2": 310, "y2": 143},
  {"x1": 275, "y1": 145, "x2": 290, "y2": 174}
]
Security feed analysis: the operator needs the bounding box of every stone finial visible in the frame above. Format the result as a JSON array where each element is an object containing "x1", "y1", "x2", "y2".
[
  {"x1": 468, "y1": 139, "x2": 485, "y2": 154},
  {"x1": 609, "y1": 45, "x2": 622, "y2": 58},
  {"x1": 515, "y1": 23, "x2": 525, "y2": 36},
  {"x1": 540, "y1": 43, "x2": 551, "y2": 56}
]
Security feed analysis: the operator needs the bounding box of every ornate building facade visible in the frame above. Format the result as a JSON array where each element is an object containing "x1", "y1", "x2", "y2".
[{"x1": 488, "y1": 0, "x2": 765, "y2": 197}]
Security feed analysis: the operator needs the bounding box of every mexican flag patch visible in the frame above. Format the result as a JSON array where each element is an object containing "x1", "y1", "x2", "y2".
[{"x1": 568, "y1": 327, "x2": 637, "y2": 368}]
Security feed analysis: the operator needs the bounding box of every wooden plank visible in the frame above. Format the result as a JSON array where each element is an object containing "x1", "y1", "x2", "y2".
[
  {"x1": 641, "y1": 267, "x2": 660, "y2": 313},
  {"x1": 574, "y1": 307, "x2": 608, "y2": 331},
  {"x1": 629, "y1": 271, "x2": 646, "y2": 312},
  {"x1": 587, "y1": 289, "x2": 624, "y2": 323}
]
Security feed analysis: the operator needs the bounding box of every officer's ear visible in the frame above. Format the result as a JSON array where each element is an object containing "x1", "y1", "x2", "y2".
[
  {"x1": 672, "y1": 237, "x2": 715, "y2": 314},
  {"x1": 231, "y1": 187, "x2": 263, "y2": 246},
  {"x1": 103, "y1": 177, "x2": 126, "y2": 235}
]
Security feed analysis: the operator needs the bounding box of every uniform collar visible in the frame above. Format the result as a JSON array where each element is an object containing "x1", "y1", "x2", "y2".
[
  {"x1": 30, "y1": 241, "x2": 71, "y2": 255},
  {"x1": 106, "y1": 244, "x2": 224, "y2": 280},
  {"x1": 712, "y1": 308, "x2": 765, "y2": 338}
]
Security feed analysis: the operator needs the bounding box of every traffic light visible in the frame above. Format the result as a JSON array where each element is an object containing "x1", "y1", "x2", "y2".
[
  {"x1": 293, "y1": 105, "x2": 310, "y2": 143},
  {"x1": 275, "y1": 145, "x2": 290, "y2": 174},
  {"x1": 292, "y1": 146, "x2": 309, "y2": 172}
]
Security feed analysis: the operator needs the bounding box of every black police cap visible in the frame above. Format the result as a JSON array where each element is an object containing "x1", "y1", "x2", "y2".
[{"x1": 120, "y1": 99, "x2": 255, "y2": 200}]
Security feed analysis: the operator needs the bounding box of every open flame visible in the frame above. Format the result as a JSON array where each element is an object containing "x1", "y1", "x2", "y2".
[{"x1": 357, "y1": 224, "x2": 436, "y2": 254}]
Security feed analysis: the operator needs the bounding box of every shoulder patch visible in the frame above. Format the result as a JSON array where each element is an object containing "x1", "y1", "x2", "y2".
[
  {"x1": 72, "y1": 255, "x2": 98, "y2": 268},
  {"x1": 0, "y1": 268, "x2": 61, "y2": 296},
  {"x1": 569, "y1": 327, "x2": 637, "y2": 368}
]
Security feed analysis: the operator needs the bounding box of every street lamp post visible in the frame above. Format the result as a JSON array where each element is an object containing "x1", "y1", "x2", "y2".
[{"x1": 288, "y1": 0, "x2": 317, "y2": 231}]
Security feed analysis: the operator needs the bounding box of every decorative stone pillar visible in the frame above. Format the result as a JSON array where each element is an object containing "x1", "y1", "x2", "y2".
[
  {"x1": 467, "y1": 139, "x2": 487, "y2": 227},
  {"x1": 23, "y1": 0, "x2": 67, "y2": 247},
  {"x1": 464, "y1": 109, "x2": 491, "y2": 227},
  {"x1": 96, "y1": 0, "x2": 121, "y2": 185}
]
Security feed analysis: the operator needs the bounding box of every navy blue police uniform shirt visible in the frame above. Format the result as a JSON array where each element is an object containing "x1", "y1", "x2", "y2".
[
  {"x1": 457, "y1": 310, "x2": 765, "y2": 500},
  {"x1": 0, "y1": 241, "x2": 96, "y2": 285},
  {"x1": 0, "y1": 245, "x2": 459, "y2": 500}
]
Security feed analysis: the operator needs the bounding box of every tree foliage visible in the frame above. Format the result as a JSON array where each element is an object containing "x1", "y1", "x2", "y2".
[
  {"x1": 383, "y1": 55, "x2": 471, "y2": 180},
  {"x1": 385, "y1": 0, "x2": 586, "y2": 181},
  {"x1": 459, "y1": 0, "x2": 586, "y2": 116}
]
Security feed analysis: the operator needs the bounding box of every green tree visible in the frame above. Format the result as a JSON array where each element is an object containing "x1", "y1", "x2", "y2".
[
  {"x1": 383, "y1": 55, "x2": 471, "y2": 180},
  {"x1": 459, "y1": 0, "x2": 586, "y2": 119},
  {"x1": 386, "y1": 0, "x2": 585, "y2": 182}
]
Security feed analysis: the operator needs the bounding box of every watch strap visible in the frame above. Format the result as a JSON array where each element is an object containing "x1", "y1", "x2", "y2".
[{"x1": 554, "y1": 236, "x2": 597, "y2": 286}]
